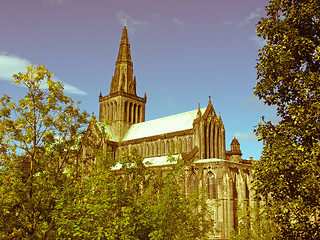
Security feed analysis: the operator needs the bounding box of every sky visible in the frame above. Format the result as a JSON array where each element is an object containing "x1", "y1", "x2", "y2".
[{"x1": 0, "y1": 0, "x2": 276, "y2": 160}]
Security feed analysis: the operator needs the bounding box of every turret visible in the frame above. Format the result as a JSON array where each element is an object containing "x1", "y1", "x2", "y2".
[{"x1": 226, "y1": 137, "x2": 242, "y2": 162}]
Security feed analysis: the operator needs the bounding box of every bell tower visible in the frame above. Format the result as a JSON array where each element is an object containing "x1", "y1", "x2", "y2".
[{"x1": 99, "y1": 22, "x2": 147, "y2": 141}]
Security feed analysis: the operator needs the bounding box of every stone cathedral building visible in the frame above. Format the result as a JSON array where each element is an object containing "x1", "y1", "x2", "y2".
[{"x1": 96, "y1": 24, "x2": 254, "y2": 239}]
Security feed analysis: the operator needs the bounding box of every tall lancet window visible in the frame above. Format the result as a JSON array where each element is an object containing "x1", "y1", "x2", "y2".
[
  {"x1": 188, "y1": 171, "x2": 198, "y2": 194},
  {"x1": 206, "y1": 171, "x2": 217, "y2": 199},
  {"x1": 124, "y1": 101, "x2": 128, "y2": 121}
]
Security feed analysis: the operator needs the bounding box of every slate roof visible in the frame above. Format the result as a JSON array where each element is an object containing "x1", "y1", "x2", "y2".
[{"x1": 122, "y1": 107, "x2": 207, "y2": 141}]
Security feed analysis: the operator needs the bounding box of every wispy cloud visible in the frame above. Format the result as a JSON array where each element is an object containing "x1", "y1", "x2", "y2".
[
  {"x1": 43, "y1": 0, "x2": 65, "y2": 5},
  {"x1": 0, "y1": 54, "x2": 30, "y2": 81},
  {"x1": 0, "y1": 53, "x2": 87, "y2": 95},
  {"x1": 117, "y1": 11, "x2": 151, "y2": 34},
  {"x1": 239, "y1": 7, "x2": 263, "y2": 26},
  {"x1": 172, "y1": 18, "x2": 185, "y2": 27},
  {"x1": 234, "y1": 131, "x2": 258, "y2": 142}
]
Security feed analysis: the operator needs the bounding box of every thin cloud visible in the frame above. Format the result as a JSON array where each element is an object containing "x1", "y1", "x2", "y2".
[
  {"x1": 117, "y1": 11, "x2": 150, "y2": 34},
  {"x1": 0, "y1": 53, "x2": 87, "y2": 95},
  {"x1": 239, "y1": 7, "x2": 263, "y2": 26},
  {"x1": 43, "y1": 0, "x2": 65, "y2": 5},
  {"x1": 234, "y1": 132, "x2": 258, "y2": 142},
  {"x1": 172, "y1": 18, "x2": 185, "y2": 27},
  {"x1": 0, "y1": 54, "x2": 30, "y2": 81}
]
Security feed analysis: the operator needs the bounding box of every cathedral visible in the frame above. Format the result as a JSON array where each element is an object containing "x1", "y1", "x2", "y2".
[{"x1": 96, "y1": 24, "x2": 254, "y2": 239}]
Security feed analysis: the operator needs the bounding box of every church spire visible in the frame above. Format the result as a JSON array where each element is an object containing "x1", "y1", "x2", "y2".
[{"x1": 110, "y1": 22, "x2": 136, "y2": 95}]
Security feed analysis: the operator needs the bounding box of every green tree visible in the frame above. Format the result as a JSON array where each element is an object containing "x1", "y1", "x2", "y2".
[
  {"x1": 53, "y1": 149, "x2": 215, "y2": 240},
  {"x1": 252, "y1": 0, "x2": 320, "y2": 239},
  {"x1": 0, "y1": 64, "x2": 90, "y2": 239},
  {"x1": 230, "y1": 203, "x2": 279, "y2": 240}
]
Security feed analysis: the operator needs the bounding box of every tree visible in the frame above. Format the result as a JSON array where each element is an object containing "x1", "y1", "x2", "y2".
[
  {"x1": 0, "y1": 64, "x2": 90, "y2": 239},
  {"x1": 52, "y1": 149, "x2": 215, "y2": 240},
  {"x1": 230, "y1": 203, "x2": 279, "y2": 240},
  {"x1": 252, "y1": 0, "x2": 320, "y2": 239}
]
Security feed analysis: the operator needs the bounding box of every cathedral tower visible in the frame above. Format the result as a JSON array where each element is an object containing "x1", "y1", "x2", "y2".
[{"x1": 99, "y1": 23, "x2": 147, "y2": 141}]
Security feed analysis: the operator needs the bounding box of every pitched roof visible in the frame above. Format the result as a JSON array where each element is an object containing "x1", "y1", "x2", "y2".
[{"x1": 122, "y1": 107, "x2": 206, "y2": 141}]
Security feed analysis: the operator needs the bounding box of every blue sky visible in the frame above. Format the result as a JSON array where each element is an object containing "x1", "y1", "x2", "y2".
[{"x1": 0, "y1": 0, "x2": 275, "y2": 159}]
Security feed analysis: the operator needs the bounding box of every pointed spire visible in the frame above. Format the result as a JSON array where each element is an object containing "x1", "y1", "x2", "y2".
[
  {"x1": 110, "y1": 24, "x2": 135, "y2": 95},
  {"x1": 117, "y1": 24, "x2": 132, "y2": 62},
  {"x1": 197, "y1": 103, "x2": 202, "y2": 118}
]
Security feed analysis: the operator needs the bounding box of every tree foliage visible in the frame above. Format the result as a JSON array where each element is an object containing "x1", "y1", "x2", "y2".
[
  {"x1": 252, "y1": 0, "x2": 320, "y2": 239},
  {"x1": 0, "y1": 64, "x2": 214, "y2": 239},
  {"x1": 0, "y1": 64, "x2": 90, "y2": 238},
  {"x1": 230, "y1": 203, "x2": 279, "y2": 240},
  {"x1": 53, "y1": 150, "x2": 215, "y2": 240}
]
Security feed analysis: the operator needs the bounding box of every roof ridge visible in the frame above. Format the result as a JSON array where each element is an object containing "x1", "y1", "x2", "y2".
[{"x1": 137, "y1": 107, "x2": 207, "y2": 125}]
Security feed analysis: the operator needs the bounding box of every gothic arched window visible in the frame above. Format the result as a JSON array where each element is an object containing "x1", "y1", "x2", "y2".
[
  {"x1": 128, "y1": 102, "x2": 133, "y2": 123},
  {"x1": 183, "y1": 138, "x2": 187, "y2": 152},
  {"x1": 155, "y1": 143, "x2": 159, "y2": 156},
  {"x1": 162, "y1": 141, "x2": 165, "y2": 155},
  {"x1": 178, "y1": 138, "x2": 182, "y2": 153},
  {"x1": 110, "y1": 102, "x2": 113, "y2": 121},
  {"x1": 188, "y1": 171, "x2": 198, "y2": 194},
  {"x1": 113, "y1": 101, "x2": 117, "y2": 120},
  {"x1": 206, "y1": 171, "x2": 217, "y2": 199},
  {"x1": 167, "y1": 140, "x2": 171, "y2": 154},
  {"x1": 124, "y1": 101, "x2": 128, "y2": 122},
  {"x1": 188, "y1": 137, "x2": 193, "y2": 150},
  {"x1": 133, "y1": 103, "x2": 137, "y2": 124},
  {"x1": 171, "y1": 139, "x2": 175, "y2": 153},
  {"x1": 137, "y1": 105, "x2": 141, "y2": 123}
]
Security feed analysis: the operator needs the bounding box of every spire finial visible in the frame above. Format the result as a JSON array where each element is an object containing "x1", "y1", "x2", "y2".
[
  {"x1": 197, "y1": 103, "x2": 202, "y2": 118},
  {"x1": 124, "y1": 17, "x2": 127, "y2": 27}
]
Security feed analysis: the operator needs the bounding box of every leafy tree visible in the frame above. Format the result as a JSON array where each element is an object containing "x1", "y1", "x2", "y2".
[
  {"x1": 0, "y1": 64, "x2": 90, "y2": 239},
  {"x1": 230, "y1": 203, "x2": 279, "y2": 240},
  {"x1": 53, "y1": 149, "x2": 215, "y2": 240},
  {"x1": 252, "y1": 0, "x2": 320, "y2": 239}
]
